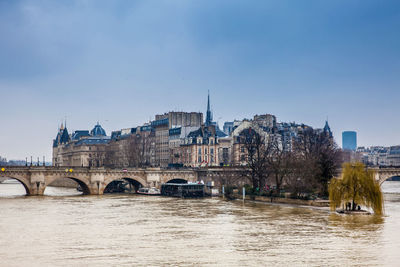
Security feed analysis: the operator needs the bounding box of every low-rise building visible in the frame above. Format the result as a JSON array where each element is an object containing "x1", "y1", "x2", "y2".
[
  {"x1": 179, "y1": 124, "x2": 223, "y2": 167},
  {"x1": 52, "y1": 123, "x2": 110, "y2": 167}
]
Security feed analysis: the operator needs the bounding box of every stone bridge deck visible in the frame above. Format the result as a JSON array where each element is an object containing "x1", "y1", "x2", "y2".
[
  {"x1": 1, "y1": 165, "x2": 397, "y2": 196},
  {"x1": 0, "y1": 166, "x2": 199, "y2": 195},
  {"x1": 369, "y1": 167, "x2": 400, "y2": 184}
]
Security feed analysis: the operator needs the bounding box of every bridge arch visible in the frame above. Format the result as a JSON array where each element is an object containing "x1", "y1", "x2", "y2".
[
  {"x1": 379, "y1": 175, "x2": 400, "y2": 185},
  {"x1": 102, "y1": 176, "x2": 146, "y2": 194},
  {"x1": 45, "y1": 176, "x2": 92, "y2": 195},
  {"x1": 0, "y1": 176, "x2": 31, "y2": 195}
]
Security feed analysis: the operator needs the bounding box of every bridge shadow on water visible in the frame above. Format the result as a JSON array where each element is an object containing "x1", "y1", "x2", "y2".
[{"x1": 103, "y1": 178, "x2": 142, "y2": 194}]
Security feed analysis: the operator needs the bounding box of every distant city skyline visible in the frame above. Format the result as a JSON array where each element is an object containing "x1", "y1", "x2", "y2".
[{"x1": 1, "y1": 0, "x2": 399, "y2": 160}]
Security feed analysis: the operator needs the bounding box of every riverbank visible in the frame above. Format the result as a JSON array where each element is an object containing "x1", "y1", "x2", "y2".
[{"x1": 227, "y1": 193, "x2": 330, "y2": 207}]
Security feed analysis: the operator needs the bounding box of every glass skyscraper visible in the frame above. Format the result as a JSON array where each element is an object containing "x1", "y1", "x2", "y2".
[{"x1": 342, "y1": 131, "x2": 357, "y2": 151}]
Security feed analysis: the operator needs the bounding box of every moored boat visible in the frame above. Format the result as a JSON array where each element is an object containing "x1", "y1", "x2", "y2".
[{"x1": 137, "y1": 187, "x2": 161, "y2": 195}]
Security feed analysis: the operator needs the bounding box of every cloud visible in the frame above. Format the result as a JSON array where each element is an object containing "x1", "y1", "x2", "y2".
[{"x1": 0, "y1": 0, "x2": 400, "y2": 159}]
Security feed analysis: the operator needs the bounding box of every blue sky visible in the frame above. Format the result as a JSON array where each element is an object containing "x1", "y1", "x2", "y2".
[{"x1": 1, "y1": 0, "x2": 399, "y2": 160}]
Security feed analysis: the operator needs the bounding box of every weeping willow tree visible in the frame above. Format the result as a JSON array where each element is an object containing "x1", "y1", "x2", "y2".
[{"x1": 329, "y1": 162, "x2": 383, "y2": 215}]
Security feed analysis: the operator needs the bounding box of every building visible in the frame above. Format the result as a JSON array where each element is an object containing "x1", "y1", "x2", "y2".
[
  {"x1": 179, "y1": 124, "x2": 222, "y2": 167},
  {"x1": 152, "y1": 112, "x2": 203, "y2": 167},
  {"x1": 106, "y1": 124, "x2": 155, "y2": 168},
  {"x1": 172, "y1": 93, "x2": 228, "y2": 167},
  {"x1": 342, "y1": 131, "x2": 357, "y2": 151},
  {"x1": 52, "y1": 122, "x2": 111, "y2": 167},
  {"x1": 387, "y1": 146, "x2": 400, "y2": 166},
  {"x1": 169, "y1": 126, "x2": 199, "y2": 166},
  {"x1": 50, "y1": 94, "x2": 337, "y2": 169},
  {"x1": 230, "y1": 120, "x2": 267, "y2": 165},
  {"x1": 355, "y1": 146, "x2": 400, "y2": 166},
  {"x1": 223, "y1": 121, "x2": 234, "y2": 136},
  {"x1": 253, "y1": 114, "x2": 276, "y2": 129},
  {"x1": 228, "y1": 118, "x2": 327, "y2": 166}
]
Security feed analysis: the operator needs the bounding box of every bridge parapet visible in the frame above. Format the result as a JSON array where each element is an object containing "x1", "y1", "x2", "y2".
[{"x1": 0, "y1": 166, "x2": 202, "y2": 195}]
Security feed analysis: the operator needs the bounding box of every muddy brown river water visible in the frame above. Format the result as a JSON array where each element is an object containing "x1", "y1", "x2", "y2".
[{"x1": 0, "y1": 180, "x2": 399, "y2": 266}]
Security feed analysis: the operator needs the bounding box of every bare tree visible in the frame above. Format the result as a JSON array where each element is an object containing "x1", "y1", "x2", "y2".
[
  {"x1": 240, "y1": 128, "x2": 270, "y2": 191},
  {"x1": 266, "y1": 137, "x2": 294, "y2": 194},
  {"x1": 292, "y1": 129, "x2": 342, "y2": 197},
  {"x1": 103, "y1": 131, "x2": 154, "y2": 168},
  {"x1": 122, "y1": 132, "x2": 154, "y2": 168},
  {"x1": 104, "y1": 142, "x2": 117, "y2": 167}
]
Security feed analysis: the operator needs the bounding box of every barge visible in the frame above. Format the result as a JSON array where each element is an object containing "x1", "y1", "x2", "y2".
[{"x1": 161, "y1": 183, "x2": 205, "y2": 198}]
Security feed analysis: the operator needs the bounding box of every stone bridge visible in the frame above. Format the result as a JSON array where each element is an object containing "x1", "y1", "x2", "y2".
[
  {"x1": 369, "y1": 167, "x2": 400, "y2": 185},
  {"x1": 3, "y1": 165, "x2": 394, "y2": 196},
  {"x1": 0, "y1": 166, "x2": 199, "y2": 195}
]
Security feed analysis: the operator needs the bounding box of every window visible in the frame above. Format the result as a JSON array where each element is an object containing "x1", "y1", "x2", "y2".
[
  {"x1": 210, "y1": 148, "x2": 214, "y2": 154},
  {"x1": 205, "y1": 148, "x2": 207, "y2": 154},
  {"x1": 241, "y1": 146, "x2": 245, "y2": 153},
  {"x1": 198, "y1": 155, "x2": 201, "y2": 162},
  {"x1": 210, "y1": 139, "x2": 214, "y2": 145},
  {"x1": 198, "y1": 148, "x2": 201, "y2": 154}
]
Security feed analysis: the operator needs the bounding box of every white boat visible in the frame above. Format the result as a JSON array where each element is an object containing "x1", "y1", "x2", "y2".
[{"x1": 136, "y1": 187, "x2": 161, "y2": 195}]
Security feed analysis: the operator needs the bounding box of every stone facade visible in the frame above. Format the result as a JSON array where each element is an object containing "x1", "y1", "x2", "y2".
[
  {"x1": 152, "y1": 112, "x2": 203, "y2": 167},
  {"x1": 53, "y1": 123, "x2": 110, "y2": 167},
  {"x1": 179, "y1": 124, "x2": 221, "y2": 167}
]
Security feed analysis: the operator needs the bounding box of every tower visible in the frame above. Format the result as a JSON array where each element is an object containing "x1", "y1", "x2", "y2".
[{"x1": 342, "y1": 131, "x2": 357, "y2": 151}]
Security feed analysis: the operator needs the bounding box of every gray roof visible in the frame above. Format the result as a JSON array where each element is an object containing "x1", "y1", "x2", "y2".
[
  {"x1": 75, "y1": 136, "x2": 111, "y2": 146},
  {"x1": 72, "y1": 130, "x2": 90, "y2": 140},
  {"x1": 90, "y1": 123, "x2": 107, "y2": 136}
]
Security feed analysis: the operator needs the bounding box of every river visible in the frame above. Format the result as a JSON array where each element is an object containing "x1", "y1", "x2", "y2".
[{"x1": 0, "y1": 180, "x2": 399, "y2": 267}]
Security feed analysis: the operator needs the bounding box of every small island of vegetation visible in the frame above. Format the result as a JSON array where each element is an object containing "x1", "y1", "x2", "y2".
[{"x1": 329, "y1": 162, "x2": 383, "y2": 215}]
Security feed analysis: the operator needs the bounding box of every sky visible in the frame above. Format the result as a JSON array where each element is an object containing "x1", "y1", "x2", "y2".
[{"x1": 0, "y1": 0, "x2": 399, "y2": 160}]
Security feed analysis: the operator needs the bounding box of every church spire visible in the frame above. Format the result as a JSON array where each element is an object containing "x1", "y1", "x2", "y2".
[
  {"x1": 205, "y1": 90, "x2": 213, "y2": 126},
  {"x1": 323, "y1": 119, "x2": 333, "y2": 138}
]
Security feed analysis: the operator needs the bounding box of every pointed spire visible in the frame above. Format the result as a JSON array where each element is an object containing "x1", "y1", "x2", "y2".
[
  {"x1": 207, "y1": 90, "x2": 210, "y2": 113},
  {"x1": 205, "y1": 90, "x2": 213, "y2": 126},
  {"x1": 323, "y1": 119, "x2": 332, "y2": 137}
]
